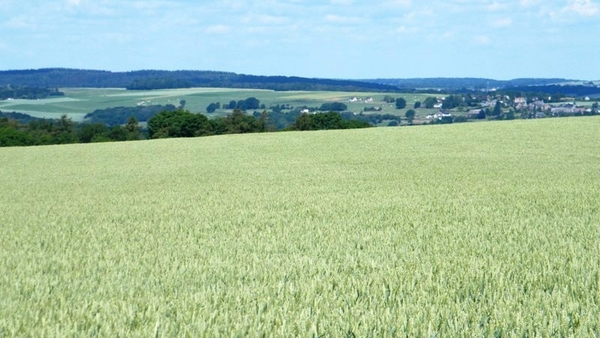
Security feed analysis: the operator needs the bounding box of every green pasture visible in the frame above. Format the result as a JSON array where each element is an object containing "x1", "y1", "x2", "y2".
[
  {"x1": 1, "y1": 117, "x2": 599, "y2": 336},
  {"x1": 0, "y1": 87, "x2": 433, "y2": 122}
]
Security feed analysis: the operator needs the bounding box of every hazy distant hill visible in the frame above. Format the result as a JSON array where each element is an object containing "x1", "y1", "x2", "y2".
[
  {"x1": 362, "y1": 77, "x2": 600, "y2": 97},
  {"x1": 362, "y1": 78, "x2": 576, "y2": 90},
  {"x1": 0, "y1": 69, "x2": 399, "y2": 92},
  {"x1": 1, "y1": 69, "x2": 597, "y2": 96}
]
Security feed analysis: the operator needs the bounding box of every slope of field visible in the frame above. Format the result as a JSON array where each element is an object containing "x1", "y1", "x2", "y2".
[{"x1": 1, "y1": 118, "x2": 599, "y2": 336}]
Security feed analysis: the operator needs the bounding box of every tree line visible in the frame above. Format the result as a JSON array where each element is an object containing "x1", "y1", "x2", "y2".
[
  {"x1": 0, "y1": 109, "x2": 373, "y2": 147},
  {"x1": 0, "y1": 85, "x2": 64, "y2": 100},
  {"x1": 0, "y1": 114, "x2": 143, "y2": 147},
  {"x1": 84, "y1": 104, "x2": 178, "y2": 127}
]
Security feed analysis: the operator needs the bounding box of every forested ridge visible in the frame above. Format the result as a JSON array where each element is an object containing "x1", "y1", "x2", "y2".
[
  {"x1": 0, "y1": 85, "x2": 64, "y2": 100},
  {"x1": 2, "y1": 69, "x2": 598, "y2": 95},
  {"x1": 0, "y1": 68, "x2": 399, "y2": 92}
]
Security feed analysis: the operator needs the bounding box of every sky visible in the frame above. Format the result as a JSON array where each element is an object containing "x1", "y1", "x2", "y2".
[{"x1": 1, "y1": 0, "x2": 599, "y2": 80}]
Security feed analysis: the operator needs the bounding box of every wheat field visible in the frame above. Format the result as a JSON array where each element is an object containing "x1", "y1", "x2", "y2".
[{"x1": 1, "y1": 117, "x2": 598, "y2": 336}]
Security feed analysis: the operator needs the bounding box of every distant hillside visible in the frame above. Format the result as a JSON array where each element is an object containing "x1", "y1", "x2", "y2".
[
  {"x1": 0, "y1": 69, "x2": 399, "y2": 92},
  {"x1": 503, "y1": 84, "x2": 600, "y2": 98},
  {"x1": 362, "y1": 78, "x2": 576, "y2": 90},
  {"x1": 0, "y1": 111, "x2": 46, "y2": 124},
  {"x1": 362, "y1": 77, "x2": 600, "y2": 97},
  {"x1": 2, "y1": 69, "x2": 597, "y2": 95}
]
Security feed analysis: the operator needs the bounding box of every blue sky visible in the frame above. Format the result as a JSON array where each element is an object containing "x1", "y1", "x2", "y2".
[{"x1": 1, "y1": 0, "x2": 599, "y2": 80}]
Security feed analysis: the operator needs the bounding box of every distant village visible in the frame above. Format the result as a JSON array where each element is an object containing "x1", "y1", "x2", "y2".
[{"x1": 343, "y1": 92, "x2": 598, "y2": 123}]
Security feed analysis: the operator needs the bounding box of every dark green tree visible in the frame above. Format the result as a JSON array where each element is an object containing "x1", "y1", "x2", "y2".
[
  {"x1": 108, "y1": 126, "x2": 128, "y2": 141},
  {"x1": 311, "y1": 111, "x2": 345, "y2": 129},
  {"x1": 78, "y1": 123, "x2": 109, "y2": 143},
  {"x1": 208, "y1": 118, "x2": 228, "y2": 135},
  {"x1": 0, "y1": 118, "x2": 33, "y2": 146},
  {"x1": 423, "y1": 97, "x2": 438, "y2": 109},
  {"x1": 395, "y1": 98, "x2": 407, "y2": 109},
  {"x1": 477, "y1": 109, "x2": 487, "y2": 119},
  {"x1": 405, "y1": 109, "x2": 416, "y2": 124},
  {"x1": 492, "y1": 100, "x2": 503, "y2": 116},
  {"x1": 293, "y1": 113, "x2": 313, "y2": 130},
  {"x1": 442, "y1": 95, "x2": 463, "y2": 109},
  {"x1": 125, "y1": 116, "x2": 143, "y2": 140},
  {"x1": 291, "y1": 112, "x2": 369, "y2": 131},
  {"x1": 224, "y1": 109, "x2": 260, "y2": 133},
  {"x1": 147, "y1": 109, "x2": 209, "y2": 138},
  {"x1": 319, "y1": 102, "x2": 347, "y2": 112},
  {"x1": 244, "y1": 97, "x2": 260, "y2": 110},
  {"x1": 52, "y1": 115, "x2": 77, "y2": 144},
  {"x1": 206, "y1": 102, "x2": 220, "y2": 113}
]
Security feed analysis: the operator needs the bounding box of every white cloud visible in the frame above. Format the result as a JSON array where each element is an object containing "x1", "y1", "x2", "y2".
[
  {"x1": 65, "y1": 0, "x2": 81, "y2": 6},
  {"x1": 492, "y1": 17, "x2": 512, "y2": 27},
  {"x1": 102, "y1": 32, "x2": 134, "y2": 44},
  {"x1": 474, "y1": 35, "x2": 492, "y2": 45},
  {"x1": 487, "y1": 1, "x2": 507, "y2": 12},
  {"x1": 243, "y1": 15, "x2": 287, "y2": 25},
  {"x1": 5, "y1": 16, "x2": 36, "y2": 29},
  {"x1": 330, "y1": 0, "x2": 353, "y2": 4},
  {"x1": 219, "y1": 0, "x2": 244, "y2": 10},
  {"x1": 426, "y1": 30, "x2": 455, "y2": 42},
  {"x1": 519, "y1": 0, "x2": 541, "y2": 6},
  {"x1": 563, "y1": 0, "x2": 599, "y2": 17},
  {"x1": 401, "y1": 9, "x2": 433, "y2": 22},
  {"x1": 205, "y1": 25, "x2": 232, "y2": 34},
  {"x1": 383, "y1": 0, "x2": 412, "y2": 7},
  {"x1": 396, "y1": 25, "x2": 417, "y2": 34},
  {"x1": 325, "y1": 14, "x2": 363, "y2": 23},
  {"x1": 441, "y1": 31, "x2": 454, "y2": 39},
  {"x1": 131, "y1": 1, "x2": 171, "y2": 10}
]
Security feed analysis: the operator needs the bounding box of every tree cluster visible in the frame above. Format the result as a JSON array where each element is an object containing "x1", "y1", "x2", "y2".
[
  {"x1": 221, "y1": 97, "x2": 262, "y2": 110},
  {"x1": 422, "y1": 97, "x2": 438, "y2": 109},
  {"x1": 395, "y1": 98, "x2": 406, "y2": 109},
  {"x1": 291, "y1": 112, "x2": 371, "y2": 131},
  {"x1": 147, "y1": 109, "x2": 267, "y2": 138},
  {"x1": 340, "y1": 112, "x2": 401, "y2": 125},
  {"x1": 84, "y1": 104, "x2": 177, "y2": 127},
  {"x1": 0, "y1": 85, "x2": 64, "y2": 100},
  {"x1": 504, "y1": 85, "x2": 600, "y2": 98},
  {"x1": 0, "y1": 111, "x2": 44, "y2": 124},
  {"x1": 206, "y1": 102, "x2": 221, "y2": 113},
  {"x1": 258, "y1": 110, "x2": 300, "y2": 130},
  {"x1": 0, "y1": 115, "x2": 142, "y2": 147},
  {"x1": 126, "y1": 78, "x2": 195, "y2": 90},
  {"x1": 319, "y1": 102, "x2": 348, "y2": 112}
]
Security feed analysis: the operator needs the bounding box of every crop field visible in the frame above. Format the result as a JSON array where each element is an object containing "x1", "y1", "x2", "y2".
[
  {"x1": 0, "y1": 87, "x2": 429, "y2": 121},
  {"x1": 1, "y1": 117, "x2": 599, "y2": 336}
]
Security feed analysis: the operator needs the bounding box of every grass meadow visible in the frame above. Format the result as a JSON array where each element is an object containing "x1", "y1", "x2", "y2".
[
  {"x1": 0, "y1": 87, "x2": 429, "y2": 122},
  {"x1": 1, "y1": 117, "x2": 599, "y2": 336}
]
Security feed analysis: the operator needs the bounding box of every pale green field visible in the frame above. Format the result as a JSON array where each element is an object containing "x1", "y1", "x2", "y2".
[
  {"x1": 1, "y1": 117, "x2": 599, "y2": 336},
  {"x1": 0, "y1": 87, "x2": 430, "y2": 121}
]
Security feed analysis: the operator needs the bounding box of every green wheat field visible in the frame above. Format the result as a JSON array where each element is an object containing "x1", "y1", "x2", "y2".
[{"x1": 1, "y1": 117, "x2": 599, "y2": 336}]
